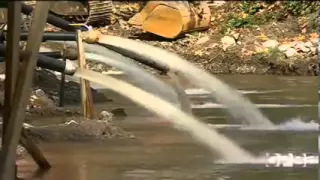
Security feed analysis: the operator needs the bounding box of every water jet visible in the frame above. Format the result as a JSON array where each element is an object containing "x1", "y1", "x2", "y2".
[
  {"x1": 83, "y1": 34, "x2": 275, "y2": 127},
  {"x1": 74, "y1": 68, "x2": 257, "y2": 163}
]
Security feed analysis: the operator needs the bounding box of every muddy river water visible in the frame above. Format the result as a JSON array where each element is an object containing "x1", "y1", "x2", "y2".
[{"x1": 18, "y1": 75, "x2": 317, "y2": 180}]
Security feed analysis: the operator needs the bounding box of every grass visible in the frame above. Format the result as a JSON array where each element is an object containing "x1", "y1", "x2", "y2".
[{"x1": 223, "y1": 1, "x2": 317, "y2": 30}]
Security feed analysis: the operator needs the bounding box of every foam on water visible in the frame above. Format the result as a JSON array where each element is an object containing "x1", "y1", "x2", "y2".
[
  {"x1": 216, "y1": 153, "x2": 319, "y2": 167},
  {"x1": 185, "y1": 88, "x2": 283, "y2": 95},
  {"x1": 276, "y1": 118, "x2": 319, "y2": 131},
  {"x1": 209, "y1": 117, "x2": 319, "y2": 132},
  {"x1": 192, "y1": 102, "x2": 315, "y2": 109}
]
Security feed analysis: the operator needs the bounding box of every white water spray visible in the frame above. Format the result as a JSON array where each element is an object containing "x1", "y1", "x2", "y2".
[{"x1": 74, "y1": 68, "x2": 256, "y2": 163}]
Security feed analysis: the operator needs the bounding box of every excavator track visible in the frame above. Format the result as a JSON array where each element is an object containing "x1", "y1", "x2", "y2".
[
  {"x1": 24, "y1": 1, "x2": 113, "y2": 26},
  {"x1": 86, "y1": 1, "x2": 113, "y2": 25}
]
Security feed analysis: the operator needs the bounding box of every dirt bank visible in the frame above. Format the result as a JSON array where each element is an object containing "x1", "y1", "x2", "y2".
[
  {"x1": 93, "y1": 1, "x2": 318, "y2": 76},
  {"x1": 0, "y1": 68, "x2": 132, "y2": 144}
]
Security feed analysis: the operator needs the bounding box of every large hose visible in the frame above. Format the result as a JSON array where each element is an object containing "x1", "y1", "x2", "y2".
[
  {"x1": 0, "y1": 44, "x2": 76, "y2": 75},
  {"x1": 0, "y1": 31, "x2": 77, "y2": 42},
  {"x1": 54, "y1": 41, "x2": 169, "y2": 74},
  {"x1": 82, "y1": 48, "x2": 180, "y2": 106},
  {"x1": 21, "y1": 3, "x2": 87, "y2": 32}
]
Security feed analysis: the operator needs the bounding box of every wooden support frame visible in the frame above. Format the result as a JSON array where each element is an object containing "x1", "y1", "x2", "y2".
[
  {"x1": 76, "y1": 30, "x2": 95, "y2": 119},
  {"x1": 59, "y1": 44, "x2": 67, "y2": 107},
  {"x1": 0, "y1": 2, "x2": 51, "y2": 180},
  {"x1": 2, "y1": 2, "x2": 22, "y2": 179}
]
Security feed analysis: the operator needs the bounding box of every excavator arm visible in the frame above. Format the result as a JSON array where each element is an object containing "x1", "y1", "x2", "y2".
[{"x1": 128, "y1": 1, "x2": 211, "y2": 39}]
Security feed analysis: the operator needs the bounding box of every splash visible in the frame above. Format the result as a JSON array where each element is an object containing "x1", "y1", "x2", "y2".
[
  {"x1": 209, "y1": 117, "x2": 318, "y2": 132},
  {"x1": 192, "y1": 102, "x2": 315, "y2": 109},
  {"x1": 185, "y1": 88, "x2": 283, "y2": 95}
]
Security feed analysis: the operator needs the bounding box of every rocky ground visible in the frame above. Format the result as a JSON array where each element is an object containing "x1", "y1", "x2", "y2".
[{"x1": 92, "y1": 1, "x2": 318, "y2": 75}]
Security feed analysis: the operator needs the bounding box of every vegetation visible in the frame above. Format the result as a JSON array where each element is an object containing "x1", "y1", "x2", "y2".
[
  {"x1": 283, "y1": 1, "x2": 318, "y2": 16},
  {"x1": 225, "y1": 1, "x2": 317, "y2": 29}
]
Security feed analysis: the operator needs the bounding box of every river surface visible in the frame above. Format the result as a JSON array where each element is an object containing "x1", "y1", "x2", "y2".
[{"x1": 18, "y1": 75, "x2": 318, "y2": 180}]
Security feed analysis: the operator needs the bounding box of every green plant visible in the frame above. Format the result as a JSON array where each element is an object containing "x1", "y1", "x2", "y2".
[
  {"x1": 241, "y1": 1, "x2": 264, "y2": 15},
  {"x1": 283, "y1": 1, "x2": 317, "y2": 16},
  {"x1": 227, "y1": 16, "x2": 251, "y2": 28}
]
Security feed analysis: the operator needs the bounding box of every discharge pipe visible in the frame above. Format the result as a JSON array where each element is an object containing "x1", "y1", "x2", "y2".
[
  {"x1": 7, "y1": 29, "x2": 169, "y2": 73},
  {"x1": 21, "y1": 3, "x2": 87, "y2": 32},
  {"x1": 0, "y1": 31, "x2": 77, "y2": 42},
  {"x1": 0, "y1": 44, "x2": 76, "y2": 75},
  {"x1": 81, "y1": 30, "x2": 170, "y2": 73}
]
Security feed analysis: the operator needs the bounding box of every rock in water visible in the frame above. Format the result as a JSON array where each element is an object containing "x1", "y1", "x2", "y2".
[
  {"x1": 111, "y1": 108, "x2": 127, "y2": 117},
  {"x1": 99, "y1": 111, "x2": 114, "y2": 121}
]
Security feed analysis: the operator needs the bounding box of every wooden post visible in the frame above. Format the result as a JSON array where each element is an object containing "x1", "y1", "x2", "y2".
[
  {"x1": 76, "y1": 30, "x2": 95, "y2": 119},
  {"x1": 59, "y1": 45, "x2": 67, "y2": 107},
  {"x1": 2, "y1": 2, "x2": 22, "y2": 180},
  {"x1": 0, "y1": 2, "x2": 51, "y2": 179}
]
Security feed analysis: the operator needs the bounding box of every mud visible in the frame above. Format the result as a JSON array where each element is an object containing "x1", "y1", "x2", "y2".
[{"x1": 22, "y1": 120, "x2": 133, "y2": 142}]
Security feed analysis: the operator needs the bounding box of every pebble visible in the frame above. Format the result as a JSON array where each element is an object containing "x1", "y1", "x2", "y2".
[
  {"x1": 295, "y1": 43, "x2": 310, "y2": 53},
  {"x1": 195, "y1": 36, "x2": 210, "y2": 45},
  {"x1": 262, "y1": 40, "x2": 279, "y2": 49},
  {"x1": 285, "y1": 48, "x2": 298, "y2": 57},
  {"x1": 221, "y1": 36, "x2": 236, "y2": 51},
  {"x1": 35, "y1": 89, "x2": 45, "y2": 97},
  {"x1": 304, "y1": 41, "x2": 313, "y2": 48},
  {"x1": 278, "y1": 44, "x2": 292, "y2": 52}
]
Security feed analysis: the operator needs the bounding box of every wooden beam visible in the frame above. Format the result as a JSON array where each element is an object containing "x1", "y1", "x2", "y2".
[
  {"x1": 59, "y1": 45, "x2": 67, "y2": 107},
  {"x1": 0, "y1": 2, "x2": 51, "y2": 179},
  {"x1": 2, "y1": 2, "x2": 22, "y2": 180},
  {"x1": 76, "y1": 30, "x2": 95, "y2": 119},
  {"x1": 2, "y1": 1, "x2": 21, "y2": 142}
]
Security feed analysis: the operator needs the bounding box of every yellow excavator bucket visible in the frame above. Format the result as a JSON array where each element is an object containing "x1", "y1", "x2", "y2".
[{"x1": 128, "y1": 1, "x2": 211, "y2": 39}]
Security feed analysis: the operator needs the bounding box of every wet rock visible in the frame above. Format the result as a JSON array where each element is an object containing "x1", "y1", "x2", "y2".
[
  {"x1": 262, "y1": 40, "x2": 279, "y2": 49},
  {"x1": 99, "y1": 111, "x2": 114, "y2": 121},
  {"x1": 26, "y1": 120, "x2": 132, "y2": 141},
  {"x1": 285, "y1": 48, "x2": 298, "y2": 58},
  {"x1": 221, "y1": 36, "x2": 236, "y2": 51},
  {"x1": 111, "y1": 108, "x2": 127, "y2": 117}
]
